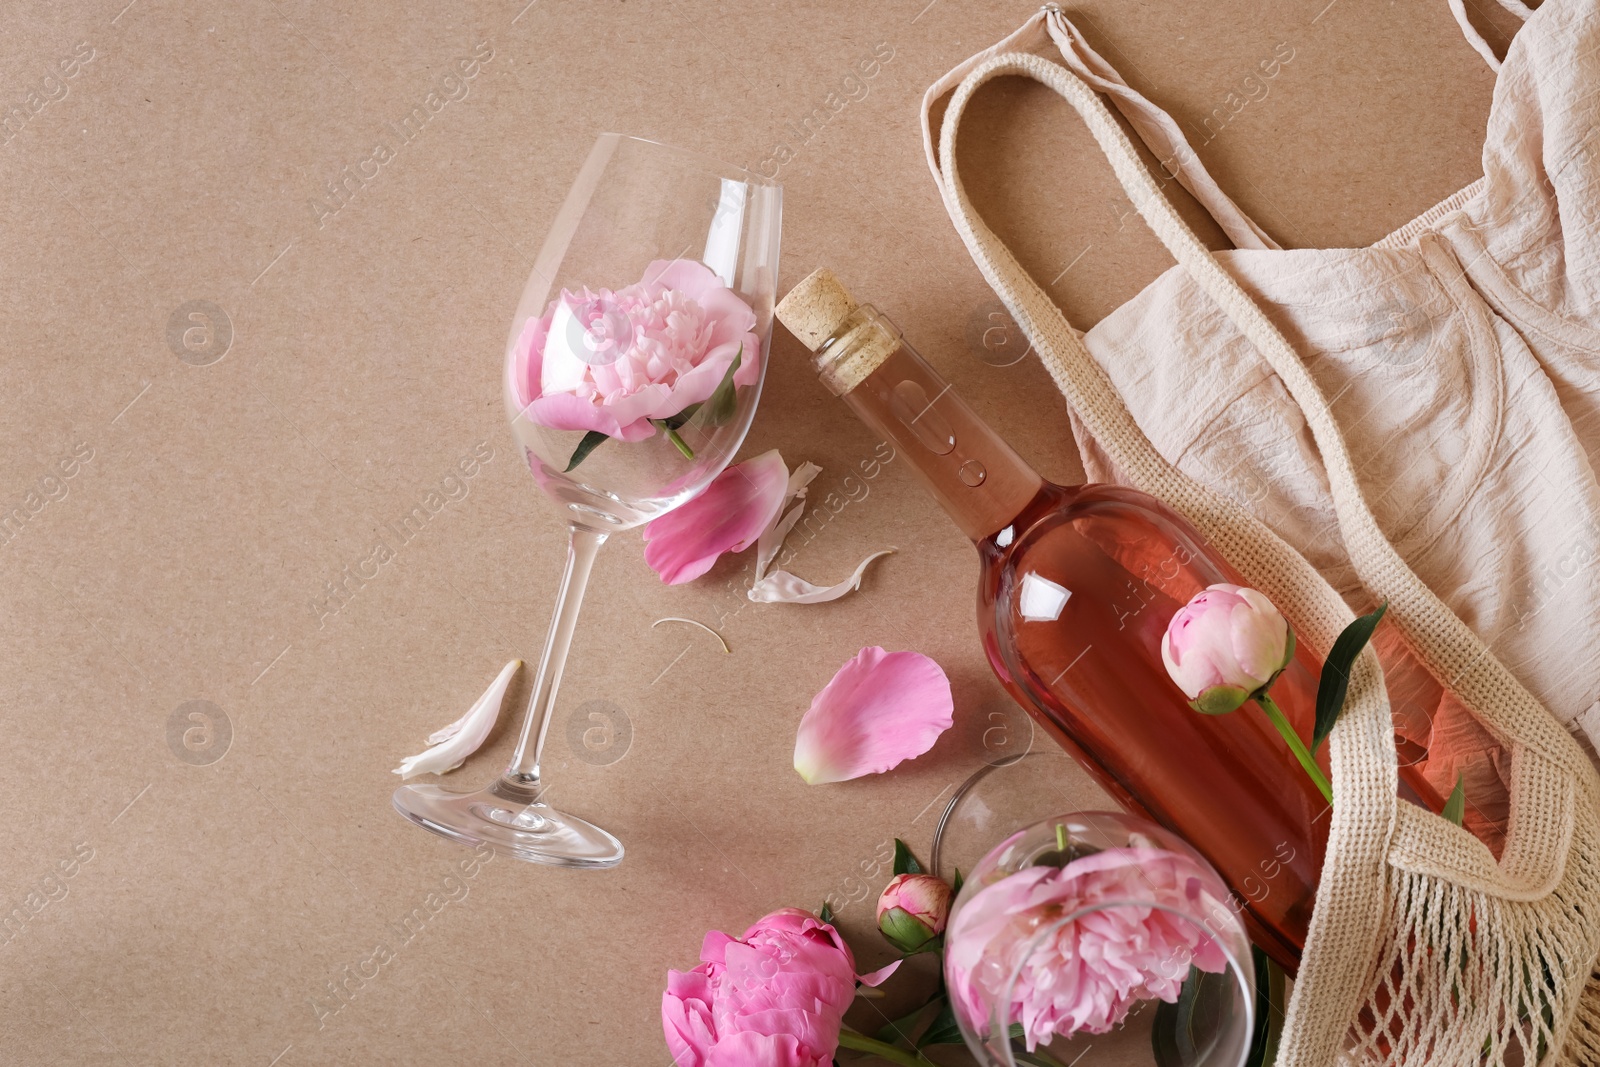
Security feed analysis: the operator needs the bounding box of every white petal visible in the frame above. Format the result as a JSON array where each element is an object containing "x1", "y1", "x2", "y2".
[
  {"x1": 754, "y1": 502, "x2": 805, "y2": 582},
  {"x1": 394, "y1": 660, "x2": 521, "y2": 779},
  {"x1": 784, "y1": 460, "x2": 824, "y2": 498},
  {"x1": 748, "y1": 551, "x2": 894, "y2": 605},
  {"x1": 425, "y1": 658, "x2": 521, "y2": 743},
  {"x1": 753, "y1": 460, "x2": 822, "y2": 582}
]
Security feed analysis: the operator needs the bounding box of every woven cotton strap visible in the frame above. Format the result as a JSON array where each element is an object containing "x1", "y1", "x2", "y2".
[
  {"x1": 1448, "y1": 0, "x2": 1535, "y2": 71},
  {"x1": 918, "y1": 6, "x2": 1281, "y2": 252},
  {"x1": 925, "y1": 42, "x2": 1600, "y2": 1065}
]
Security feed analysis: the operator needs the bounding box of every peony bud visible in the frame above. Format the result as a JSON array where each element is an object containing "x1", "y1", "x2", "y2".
[
  {"x1": 1161, "y1": 584, "x2": 1294, "y2": 715},
  {"x1": 876, "y1": 873, "x2": 952, "y2": 952}
]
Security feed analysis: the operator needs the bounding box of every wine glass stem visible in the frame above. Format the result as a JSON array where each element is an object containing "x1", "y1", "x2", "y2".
[{"x1": 504, "y1": 524, "x2": 608, "y2": 789}]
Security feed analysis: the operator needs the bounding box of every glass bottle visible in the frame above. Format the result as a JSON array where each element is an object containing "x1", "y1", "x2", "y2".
[{"x1": 775, "y1": 268, "x2": 1342, "y2": 969}]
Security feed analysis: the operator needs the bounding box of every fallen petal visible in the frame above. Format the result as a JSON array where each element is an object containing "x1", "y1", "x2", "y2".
[
  {"x1": 425, "y1": 667, "x2": 512, "y2": 744},
  {"x1": 857, "y1": 960, "x2": 903, "y2": 988},
  {"x1": 749, "y1": 551, "x2": 894, "y2": 605},
  {"x1": 754, "y1": 501, "x2": 805, "y2": 585},
  {"x1": 753, "y1": 461, "x2": 822, "y2": 582},
  {"x1": 794, "y1": 647, "x2": 954, "y2": 785},
  {"x1": 643, "y1": 450, "x2": 789, "y2": 585},
  {"x1": 395, "y1": 660, "x2": 521, "y2": 779}
]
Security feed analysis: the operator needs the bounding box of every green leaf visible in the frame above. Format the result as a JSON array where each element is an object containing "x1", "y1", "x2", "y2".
[
  {"x1": 1152, "y1": 966, "x2": 1207, "y2": 1066},
  {"x1": 1157, "y1": 961, "x2": 1273, "y2": 1067},
  {"x1": 818, "y1": 901, "x2": 835, "y2": 925},
  {"x1": 916, "y1": 999, "x2": 963, "y2": 1046},
  {"x1": 873, "y1": 999, "x2": 937, "y2": 1047},
  {"x1": 892, "y1": 839, "x2": 922, "y2": 877},
  {"x1": 1240, "y1": 945, "x2": 1284, "y2": 1067},
  {"x1": 950, "y1": 868, "x2": 963, "y2": 898},
  {"x1": 1313, "y1": 600, "x2": 1388, "y2": 752},
  {"x1": 1442, "y1": 773, "x2": 1466, "y2": 826},
  {"x1": 656, "y1": 402, "x2": 700, "y2": 431},
  {"x1": 703, "y1": 347, "x2": 742, "y2": 426},
  {"x1": 563, "y1": 430, "x2": 609, "y2": 472}
]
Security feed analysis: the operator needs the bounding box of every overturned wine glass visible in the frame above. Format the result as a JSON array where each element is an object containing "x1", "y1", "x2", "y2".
[{"x1": 392, "y1": 134, "x2": 781, "y2": 867}]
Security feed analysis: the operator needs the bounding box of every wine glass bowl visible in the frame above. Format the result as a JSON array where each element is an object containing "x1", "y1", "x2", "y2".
[
  {"x1": 945, "y1": 811, "x2": 1257, "y2": 1067},
  {"x1": 503, "y1": 134, "x2": 781, "y2": 529},
  {"x1": 394, "y1": 135, "x2": 781, "y2": 867}
]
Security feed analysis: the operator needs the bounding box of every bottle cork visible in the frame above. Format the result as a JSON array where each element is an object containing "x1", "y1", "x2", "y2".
[
  {"x1": 776, "y1": 267, "x2": 900, "y2": 395},
  {"x1": 775, "y1": 267, "x2": 858, "y2": 352}
]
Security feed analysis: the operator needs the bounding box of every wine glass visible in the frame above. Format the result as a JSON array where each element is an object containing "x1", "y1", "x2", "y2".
[
  {"x1": 945, "y1": 811, "x2": 1259, "y2": 1067},
  {"x1": 393, "y1": 134, "x2": 781, "y2": 868}
]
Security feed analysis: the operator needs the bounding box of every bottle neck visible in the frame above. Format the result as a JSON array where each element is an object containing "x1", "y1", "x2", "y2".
[{"x1": 822, "y1": 305, "x2": 1045, "y2": 542}]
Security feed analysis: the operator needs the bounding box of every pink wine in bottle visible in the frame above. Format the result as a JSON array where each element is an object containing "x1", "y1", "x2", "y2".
[{"x1": 776, "y1": 268, "x2": 1359, "y2": 970}]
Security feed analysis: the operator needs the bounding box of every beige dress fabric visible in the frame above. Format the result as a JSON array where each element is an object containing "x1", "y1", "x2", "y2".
[{"x1": 922, "y1": 2, "x2": 1600, "y2": 1063}]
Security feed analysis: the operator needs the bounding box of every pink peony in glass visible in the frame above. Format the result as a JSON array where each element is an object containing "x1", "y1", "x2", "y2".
[
  {"x1": 944, "y1": 811, "x2": 1256, "y2": 1066},
  {"x1": 511, "y1": 258, "x2": 760, "y2": 461}
]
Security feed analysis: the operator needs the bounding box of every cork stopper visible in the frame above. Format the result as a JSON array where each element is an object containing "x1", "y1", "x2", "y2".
[
  {"x1": 776, "y1": 268, "x2": 858, "y2": 352},
  {"x1": 776, "y1": 267, "x2": 901, "y2": 394}
]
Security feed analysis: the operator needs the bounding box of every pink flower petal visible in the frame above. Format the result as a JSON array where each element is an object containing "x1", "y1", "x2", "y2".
[
  {"x1": 732, "y1": 333, "x2": 762, "y2": 388},
  {"x1": 946, "y1": 846, "x2": 1236, "y2": 1048},
  {"x1": 512, "y1": 315, "x2": 547, "y2": 408},
  {"x1": 664, "y1": 907, "x2": 855, "y2": 1066},
  {"x1": 702, "y1": 1032, "x2": 808, "y2": 1067},
  {"x1": 523, "y1": 391, "x2": 626, "y2": 437},
  {"x1": 793, "y1": 647, "x2": 954, "y2": 785},
  {"x1": 654, "y1": 341, "x2": 743, "y2": 412},
  {"x1": 643, "y1": 258, "x2": 722, "y2": 299},
  {"x1": 643, "y1": 450, "x2": 789, "y2": 585},
  {"x1": 857, "y1": 960, "x2": 902, "y2": 987},
  {"x1": 516, "y1": 260, "x2": 761, "y2": 446}
]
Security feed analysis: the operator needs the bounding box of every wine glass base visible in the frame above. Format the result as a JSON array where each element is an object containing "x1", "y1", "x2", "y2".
[{"x1": 392, "y1": 782, "x2": 624, "y2": 869}]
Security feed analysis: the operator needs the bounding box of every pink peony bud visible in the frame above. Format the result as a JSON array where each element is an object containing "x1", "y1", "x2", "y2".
[
  {"x1": 876, "y1": 873, "x2": 952, "y2": 952},
  {"x1": 1160, "y1": 584, "x2": 1294, "y2": 715}
]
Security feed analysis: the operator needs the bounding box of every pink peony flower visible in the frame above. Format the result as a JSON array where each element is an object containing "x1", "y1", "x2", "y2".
[
  {"x1": 793, "y1": 647, "x2": 954, "y2": 785},
  {"x1": 643, "y1": 449, "x2": 790, "y2": 585},
  {"x1": 661, "y1": 908, "x2": 859, "y2": 1067},
  {"x1": 945, "y1": 847, "x2": 1232, "y2": 1051},
  {"x1": 877, "y1": 872, "x2": 952, "y2": 951},
  {"x1": 512, "y1": 258, "x2": 760, "y2": 443},
  {"x1": 1160, "y1": 583, "x2": 1293, "y2": 714}
]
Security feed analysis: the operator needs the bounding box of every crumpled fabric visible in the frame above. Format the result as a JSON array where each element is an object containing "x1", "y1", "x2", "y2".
[{"x1": 1049, "y1": 0, "x2": 1600, "y2": 852}]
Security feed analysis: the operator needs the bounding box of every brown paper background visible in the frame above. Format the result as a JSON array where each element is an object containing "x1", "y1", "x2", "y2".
[{"x1": 0, "y1": 0, "x2": 1523, "y2": 1062}]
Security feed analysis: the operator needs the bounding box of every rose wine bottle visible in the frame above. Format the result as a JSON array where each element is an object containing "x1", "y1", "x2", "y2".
[{"x1": 775, "y1": 268, "x2": 1345, "y2": 969}]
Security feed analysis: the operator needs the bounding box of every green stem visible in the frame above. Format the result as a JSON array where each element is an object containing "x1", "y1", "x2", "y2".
[
  {"x1": 663, "y1": 425, "x2": 694, "y2": 460},
  {"x1": 837, "y1": 1028, "x2": 932, "y2": 1066},
  {"x1": 1254, "y1": 693, "x2": 1332, "y2": 804}
]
